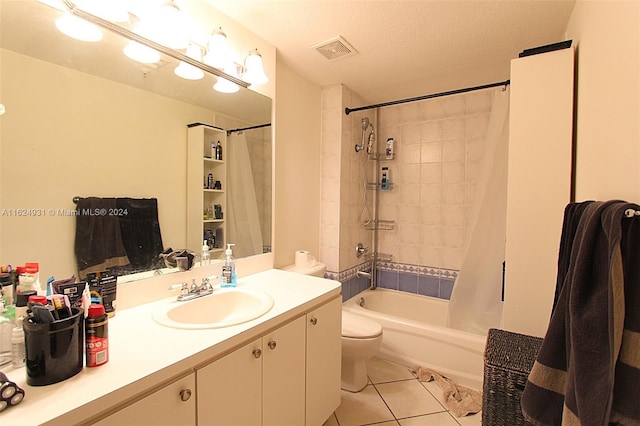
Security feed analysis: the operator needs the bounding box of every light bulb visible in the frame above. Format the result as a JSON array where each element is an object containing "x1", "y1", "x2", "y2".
[
  {"x1": 243, "y1": 49, "x2": 268, "y2": 85},
  {"x1": 213, "y1": 65, "x2": 240, "y2": 93},
  {"x1": 136, "y1": 1, "x2": 188, "y2": 50},
  {"x1": 123, "y1": 41, "x2": 160, "y2": 64},
  {"x1": 175, "y1": 45, "x2": 205, "y2": 80},
  {"x1": 203, "y1": 27, "x2": 232, "y2": 69},
  {"x1": 55, "y1": 13, "x2": 103, "y2": 42}
]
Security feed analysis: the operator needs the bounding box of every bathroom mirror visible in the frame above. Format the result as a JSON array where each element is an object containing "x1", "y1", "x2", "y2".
[{"x1": 0, "y1": 0, "x2": 273, "y2": 281}]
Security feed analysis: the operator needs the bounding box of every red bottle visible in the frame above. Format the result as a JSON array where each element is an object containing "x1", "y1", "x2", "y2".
[{"x1": 85, "y1": 304, "x2": 109, "y2": 367}]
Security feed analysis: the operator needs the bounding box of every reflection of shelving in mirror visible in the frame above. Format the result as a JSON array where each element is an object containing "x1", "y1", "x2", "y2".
[
  {"x1": 188, "y1": 124, "x2": 227, "y2": 257},
  {"x1": 364, "y1": 220, "x2": 395, "y2": 231}
]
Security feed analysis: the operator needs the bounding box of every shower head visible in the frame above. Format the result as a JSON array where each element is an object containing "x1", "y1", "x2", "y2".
[{"x1": 356, "y1": 117, "x2": 373, "y2": 153}]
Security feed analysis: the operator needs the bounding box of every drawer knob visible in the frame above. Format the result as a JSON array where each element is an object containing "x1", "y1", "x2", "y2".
[
  {"x1": 310, "y1": 317, "x2": 318, "y2": 325},
  {"x1": 253, "y1": 348, "x2": 262, "y2": 358},
  {"x1": 179, "y1": 389, "x2": 192, "y2": 402},
  {"x1": 268, "y1": 340, "x2": 277, "y2": 350}
]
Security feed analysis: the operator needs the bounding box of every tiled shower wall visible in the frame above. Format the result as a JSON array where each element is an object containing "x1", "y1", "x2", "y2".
[
  {"x1": 320, "y1": 86, "x2": 495, "y2": 301},
  {"x1": 374, "y1": 90, "x2": 493, "y2": 298}
]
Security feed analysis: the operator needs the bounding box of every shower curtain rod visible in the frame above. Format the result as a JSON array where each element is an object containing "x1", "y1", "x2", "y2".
[
  {"x1": 226, "y1": 123, "x2": 271, "y2": 134},
  {"x1": 344, "y1": 80, "x2": 510, "y2": 115}
]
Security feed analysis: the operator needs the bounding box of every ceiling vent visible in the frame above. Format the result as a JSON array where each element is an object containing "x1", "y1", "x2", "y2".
[{"x1": 311, "y1": 36, "x2": 358, "y2": 61}]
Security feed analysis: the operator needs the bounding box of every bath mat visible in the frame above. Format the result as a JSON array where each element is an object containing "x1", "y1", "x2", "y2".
[{"x1": 414, "y1": 366, "x2": 482, "y2": 417}]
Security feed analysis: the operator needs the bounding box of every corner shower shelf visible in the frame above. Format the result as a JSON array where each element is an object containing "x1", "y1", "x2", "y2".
[
  {"x1": 364, "y1": 219, "x2": 395, "y2": 231},
  {"x1": 366, "y1": 182, "x2": 395, "y2": 190},
  {"x1": 367, "y1": 153, "x2": 395, "y2": 161},
  {"x1": 365, "y1": 252, "x2": 393, "y2": 262}
]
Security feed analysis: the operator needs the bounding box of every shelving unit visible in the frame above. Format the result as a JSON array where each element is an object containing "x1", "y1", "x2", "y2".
[{"x1": 187, "y1": 123, "x2": 227, "y2": 258}]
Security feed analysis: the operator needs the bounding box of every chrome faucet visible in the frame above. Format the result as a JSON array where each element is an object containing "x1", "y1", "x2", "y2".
[{"x1": 169, "y1": 277, "x2": 214, "y2": 301}]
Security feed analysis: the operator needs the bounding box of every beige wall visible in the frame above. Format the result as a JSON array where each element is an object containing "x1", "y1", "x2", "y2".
[
  {"x1": 273, "y1": 59, "x2": 322, "y2": 268},
  {"x1": 566, "y1": 0, "x2": 640, "y2": 201}
]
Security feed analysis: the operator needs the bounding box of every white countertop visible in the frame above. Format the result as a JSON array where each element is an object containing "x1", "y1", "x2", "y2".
[{"x1": 1, "y1": 269, "x2": 341, "y2": 426}]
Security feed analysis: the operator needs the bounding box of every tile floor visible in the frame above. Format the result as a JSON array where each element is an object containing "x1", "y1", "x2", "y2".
[{"x1": 323, "y1": 358, "x2": 482, "y2": 426}]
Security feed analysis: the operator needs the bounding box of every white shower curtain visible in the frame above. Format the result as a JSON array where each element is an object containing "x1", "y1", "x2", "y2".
[
  {"x1": 447, "y1": 87, "x2": 510, "y2": 334},
  {"x1": 227, "y1": 132, "x2": 263, "y2": 258}
]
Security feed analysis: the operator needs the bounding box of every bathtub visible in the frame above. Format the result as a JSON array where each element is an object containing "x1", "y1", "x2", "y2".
[{"x1": 342, "y1": 288, "x2": 487, "y2": 390}]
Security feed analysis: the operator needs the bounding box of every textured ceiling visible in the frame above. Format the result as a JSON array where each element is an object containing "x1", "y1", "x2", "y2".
[{"x1": 206, "y1": 0, "x2": 577, "y2": 104}]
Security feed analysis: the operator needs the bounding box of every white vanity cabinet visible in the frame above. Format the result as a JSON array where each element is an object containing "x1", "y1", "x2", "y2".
[
  {"x1": 94, "y1": 373, "x2": 196, "y2": 426},
  {"x1": 306, "y1": 296, "x2": 342, "y2": 426},
  {"x1": 196, "y1": 295, "x2": 341, "y2": 426},
  {"x1": 197, "y1": 315, "x2": 306, "y2": 425}
]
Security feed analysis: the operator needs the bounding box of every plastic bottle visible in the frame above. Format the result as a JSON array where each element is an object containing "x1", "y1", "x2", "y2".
[
  {"x1": 381, "y1": 166, "x2": 390, "y2": 190},
  {"x1": 385, "y1": 137, "x2": 394, "y2": 159},
  {"x1": 0, "y1": 300, "x2": 13, "y2": 367},
  {"x1": 85, "y1": 304, "x2": 109, "y2": 367},
  {"x1": 11, "y1": 317, "x2": 25, "y2": 368},
  {"x1": 201, "y1": 240, "x2": 211, "y2": 266},
  {"x1": 215, "y1": 141, "x2": 223, "y2": 161},
  {"x1": 221, "y1": 243, "x2": 236, "y2": 288}
]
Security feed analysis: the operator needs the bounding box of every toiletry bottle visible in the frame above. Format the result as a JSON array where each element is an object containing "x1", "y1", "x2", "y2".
[
  {"x1": 221, "y1": 244, "x2": 236, "y2": 288},
  {"x1": 381, "y1": 167, "x2": 390, "y2": 190},
  {"x1": 201, "y1": 240, "x2": 210, "y2": 266},
  {"x1": 215, "y1": 141, "x2": 222, "y2": 161},
  {"x1": 207, "y1": 173, "x2": 214, "y2": 189},
  {"x1": 0, "y1": 300, "x2": 13, "y2": 367},
  {"x1": 86, "y1": 303, "x2": 109, "y2": 367},
  {"x1": 210, "y1": 141, "x2": 216, "y2": 159},
  {"x1": 386, "y1": 138, "x2": 394, "y2": 159},
  {"x1": 10, "y1": 317, "x2": 25, "y2": 368}
]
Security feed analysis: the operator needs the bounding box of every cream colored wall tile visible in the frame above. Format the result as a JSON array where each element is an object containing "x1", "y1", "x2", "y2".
[
  {"x1": 420, "y1": 184, "x2": 442, "y2": 205},
  {"x1": 442, "y1": 227, "x2": 464, "y2": 248},
  {"x1": 420, "y1": 163, "x2": 442, "y2": 184},
  {"x1": 420, "y1": 142, "x2": 442, "y2": 163},
  {"x1": 320, "y1": 246, "x2": 339, "y2": 272},
  {"x1": 399, "y1": 183, "x2": 420, "y2": 204},
  {"x1": 421, "y1": 121, "x2": 442, "y2": 142},
  {"x1": 420, "y1": 206, "x2": 443, "y2": 226},
  {"x1": 442, "y1": 183, "x2": 465, "y2": 205},
  {"x1": 420, "y1": 246, "x2": 442, "y2": 268},
  {"x1": 466, "y1": 113, "x2": 490, "y2": 138},
  {"x1": 320, "y1": 224, "x2": 339, "y2": 248},
  {"x1": 443, "y1": 139, "x2": 466, "y2": 162},
  {"x1": 421, "y1": 226, "x2": 443, "y2": 247},
  {"x1": 399, "y1": 163, "x2": 420, "y2": 184},
  {"x1": 420, "y1": 98, "x2": 446, "y2": 120},
  {"x1": 442, "y1": 205, "x2": 465, "y2": 227},
  {"x1": 441, "y1": 247, "x2": 464, "y2": 270},
  {"x1": 401, "y1": 122, "x2": 421, "y2": 143},
  {"x1": 321, "y1": 202, "x2": 340, "y2": 226},
  {"x1": 398, "y1": 243, "x2": 421, "y2": 265},
  {"x1": 399, "y1": 102, "x2": 421, "y2": 123},
  {"x1": 398, "y1": 205, "x2": 420, "y2": 225},
  {"x1": 398, "y1": 223, "x2": 421, "y2": 245},
  {"x1": 442, "y1": 117, "x2": 466, "y2": 140},
  {"x1": 442, "y1": 95, "x2": 466, "y2": 117},
  {"x1": 442, "y1": 161, "x2": 465, "y2": 184}
]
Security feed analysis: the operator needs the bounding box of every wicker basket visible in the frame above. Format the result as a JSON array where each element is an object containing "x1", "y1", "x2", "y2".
[{"x1": 482, "y1": 328, "x2": 543, "y2": 425}]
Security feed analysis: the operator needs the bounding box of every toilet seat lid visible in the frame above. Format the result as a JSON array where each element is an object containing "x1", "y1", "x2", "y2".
[{"x1": 342, "y1": 310, "x2": 382, "y2": 338}]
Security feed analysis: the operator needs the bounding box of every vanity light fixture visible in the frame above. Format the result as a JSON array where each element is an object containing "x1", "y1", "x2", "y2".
[
  {"x1": 51, "y1": 0, "x2": 256, "y2": 89},
  {"x1": 174, "y1": 44, "x2": 205, "y2": 80},
  {"x1": 203, "y1": 27, "x2": 232, "y2": 70},
  {"x1": 242, "y1": 49, "x2": 269, "y2": 85}
]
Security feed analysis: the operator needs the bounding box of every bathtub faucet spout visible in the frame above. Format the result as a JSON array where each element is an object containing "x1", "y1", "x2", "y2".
[{"x1": 357, "y1": 271, "x2": 371, "y2": 279}]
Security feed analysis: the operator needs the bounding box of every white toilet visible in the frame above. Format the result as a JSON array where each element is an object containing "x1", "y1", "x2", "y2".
[{"x1": 283, "y1": 260, "x2": 383, "y2": 393}]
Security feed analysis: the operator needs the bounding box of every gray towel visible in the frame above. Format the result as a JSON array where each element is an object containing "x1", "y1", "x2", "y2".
[{"x1": 521, "y1": 200, "x2": 640, "y2": 425}]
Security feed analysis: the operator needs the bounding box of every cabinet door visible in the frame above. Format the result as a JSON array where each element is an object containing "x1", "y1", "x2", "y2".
[
  {"x1": 306, "y1": 296, "x2": 342, "y2": 426},
  {"x1": 95, "y1": 373, "x2": 196, "y2": 426},
  {"x1": 262, "y1": 315, "x2": 306, "y2": 426},
  {"x1": 197, "y1": 339, "x2": 262, "y2": 426}
]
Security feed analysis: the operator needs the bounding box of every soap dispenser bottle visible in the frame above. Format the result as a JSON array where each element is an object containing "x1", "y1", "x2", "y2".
[
  {"x1": 201, "y1": 240, "x2": 210, "y2": 266},
  {"x1": 221, "y1": 244, "x2": 236, "y2": 288}
]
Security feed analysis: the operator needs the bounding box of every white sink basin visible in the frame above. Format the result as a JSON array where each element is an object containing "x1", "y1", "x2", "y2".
[{"x1": 152, "y1": 287, "x2": 274, "y2": 329}]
